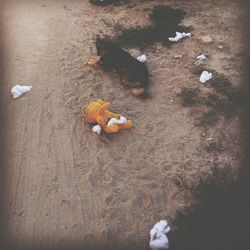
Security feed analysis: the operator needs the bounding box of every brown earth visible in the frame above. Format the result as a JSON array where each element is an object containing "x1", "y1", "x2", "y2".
[{"x1": 0, "y1": 0, "x2": 247, "y2": 249}]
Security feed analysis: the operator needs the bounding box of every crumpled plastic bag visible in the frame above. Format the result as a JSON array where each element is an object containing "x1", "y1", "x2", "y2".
[
  {"x1": 149, "y1": 220, "x2": 170, "y2": 250},
  {"x1": 107, "y1": 116, "x2": 127, "y2": 126},
  {"x1": 195, "y1": 54, "x2": 208, "y2": 65},
  {"x1": 196, "y1": 54, "x2": 207, "y2": 61},
  {"x1": 169, "y1": 32, "x2": 191, "y2": 42},
  {"x1": 11, "y1": 85, "x2": 32, "y2": 98},
  {"x1": 92, "y1": 124, "x2": 102, "y2": 134},
  {"x1": 199, "y1": 71, "x2": 212, "y2": 83},
  {"x1": 137, "y1": 54, "x2": 147, "y2": 63}
]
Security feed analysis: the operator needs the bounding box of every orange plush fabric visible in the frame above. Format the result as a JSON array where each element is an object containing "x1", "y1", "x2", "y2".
[{"x1": 84, "y1": 99, "x2": 133, "y2": 133}]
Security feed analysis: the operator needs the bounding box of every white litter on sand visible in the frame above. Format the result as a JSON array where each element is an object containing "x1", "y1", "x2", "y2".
[
  {"x1": 199, "y1": 71, "x2": 213, "y2": 83},
  {"x1": 169, "y1": 32, "x2": 191, "y2": 42},
  {"x1": 107, "y1": 116, "x2": 127, "y2": 126},
  {"x1": 11, "y1": 85, "x2": 32, "y2": 98},
  {"x1": 197, "y1": 54, "x2": 207, "y2": 61},
  {"x1": 137, "y1": 54, "x2": 147, "y2": 63},
  {"x1": 92, "y1": 125, "x2": 102, "y2": 134},
  {"x1": 149, "y1": 220, "x2": 170, "y2": 250}
]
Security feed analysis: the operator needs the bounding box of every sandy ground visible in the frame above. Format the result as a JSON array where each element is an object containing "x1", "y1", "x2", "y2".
[{"x1": 0, "y1": 0, "x2": 247, "y2": 249}]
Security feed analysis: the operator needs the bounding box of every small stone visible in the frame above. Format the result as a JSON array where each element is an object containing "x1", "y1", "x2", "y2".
[
  {"x1": 206, "y1": 137, "x2": 213, "y2": 141},
  {"x1": 218, "y1": 45, "x2": 223, "y2": 49},
  {"x1": 174, "y1": 54, "x2": 183, "y2": 59},
  {"x1": 170, "y1": 99, "x2": 174, "y2": 103},
  {"x1": 197, "y1": 35, "x2": 213, "y2": 44}
]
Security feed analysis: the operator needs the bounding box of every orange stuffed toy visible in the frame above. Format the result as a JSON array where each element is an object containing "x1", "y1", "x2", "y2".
[{"x1": 84, "y1": 99, "x2": 133, "y2": 134}]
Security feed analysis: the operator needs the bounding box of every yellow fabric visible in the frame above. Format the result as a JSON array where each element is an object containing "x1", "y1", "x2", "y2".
[{"x1": 84, "y1": 99, "x2": 133, "y2": 133}]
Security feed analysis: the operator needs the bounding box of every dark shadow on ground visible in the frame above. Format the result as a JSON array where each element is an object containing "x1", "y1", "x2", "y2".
[
  {"x1": 169, "y1": 1, "x2": 250, "y2": 249},
  {"x1": 107, "y1": 5, "x2": 191, "y2": 49},
  {"x1": 89, "y1": 0, "x2": 123, "y2": 6}
]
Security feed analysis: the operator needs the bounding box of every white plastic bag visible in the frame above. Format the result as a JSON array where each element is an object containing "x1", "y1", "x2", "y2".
[
  {"x1": 149, "y1": 220, "x2": 170, "y2": 250},
  {"x1": 199, "y1": 71, "x2": 212, "y2": 83},
  {"x1": 196, "y1": 54, "x2": 207, "y2": 61},
  {"x1": 137, "y1": 54, "x2": 147, "y2": 63},
  {"x1": 92, "y1": 125, "x2": 102, "y2": 134},
  {"x1": 11, "y1": 85, "x2": 32, "y2": 98},
  {"x1": 107, "y1": 116, "x2": 127, "y2": 126},
  {"x1": 169, "y1": 32, "x2": 191, "y2": 42}
]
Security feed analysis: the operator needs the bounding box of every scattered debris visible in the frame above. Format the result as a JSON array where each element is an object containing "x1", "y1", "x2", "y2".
[
  {"x1": 92, "y1": 124, "x2": 102, "y2": 135},
  {"x1": 195, "y1": 54, "x2": 208, "y2": 65},
  {"x1": 197, "y1": 54, "x2": 207, "y2": 61},
  {"x1": 137, "y1": 54, "x2": 147, "y2": 63},
  {"x1": 107, "y1": 116, "x2": 127, "y2": 126},
  {"x1": 197, "y1": 35, "x2": 213, "y2": 44},
  {"x1": 169, "y1": 31, "x2": 191, "y2": 42},
  {"x1": 199, "y1": 71, "x2": 213, "y2": 83},
  {"x1": 11, "y1": 85, "x2": 32, "y2": 98},
  {"x1": 149, "y1": 220, "x2": 170, "y2": 250}
]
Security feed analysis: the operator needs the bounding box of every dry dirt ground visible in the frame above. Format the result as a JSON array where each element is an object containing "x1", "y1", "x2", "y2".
[{"x1": 0, "y1": 0, "x2": 247, "y2": 249}]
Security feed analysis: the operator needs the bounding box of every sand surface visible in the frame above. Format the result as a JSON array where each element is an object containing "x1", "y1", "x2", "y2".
[{"x1": 0, "y1": 0, "x2": 246, "y2": 249}]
